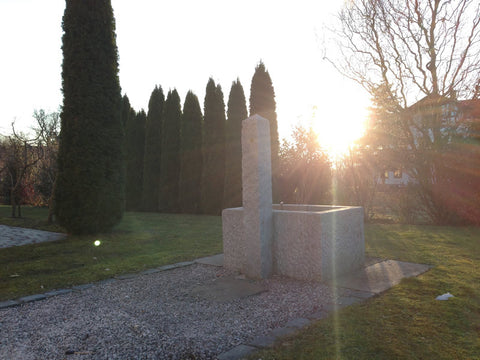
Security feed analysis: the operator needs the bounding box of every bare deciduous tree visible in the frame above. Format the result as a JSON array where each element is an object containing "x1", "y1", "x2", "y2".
[
  {"x1": 328, "y1": 0, "x2": 480, "y2": 105},
  {"x1": 328, "y1": 0, "x2": 480, "y2": 224},
  {"x1": 0, "y1": 110, "x2": 59, "y2": 219}
]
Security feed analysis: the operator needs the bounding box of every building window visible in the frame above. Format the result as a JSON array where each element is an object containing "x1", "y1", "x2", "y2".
[
  {"x1": 394, "y1": 169, "x2": 402, "y2": 178},
  {"x1": 384, "y1": 170, "x2": 390, "y2": 179}
]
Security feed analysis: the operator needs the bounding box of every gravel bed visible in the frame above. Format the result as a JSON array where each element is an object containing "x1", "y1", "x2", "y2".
[{"x1": 0, "y1": 264, "x2": 335, "y2": 360}]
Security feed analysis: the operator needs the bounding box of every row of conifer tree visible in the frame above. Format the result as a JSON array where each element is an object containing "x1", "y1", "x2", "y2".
[
  {"x1": 123, "y1": 62, "x2": 278, "y2": 216},
  {"x1": 55, "y1": 0, "x2": 278, "y2": 234}
]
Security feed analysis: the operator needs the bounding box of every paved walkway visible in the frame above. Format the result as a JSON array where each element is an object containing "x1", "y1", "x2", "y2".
[{"x1": 0, "y1": 225, "x2": 66, "y2": 249}]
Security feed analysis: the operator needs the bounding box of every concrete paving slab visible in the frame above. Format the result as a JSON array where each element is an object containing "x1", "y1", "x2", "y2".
[
  {"x1": 172, "y1": 261, "x2": 195, "y2": 268},
  {"x1": 334, "y1": 260, "x2": 431, "y2": 294},
  {"x1": 140, "y1": 268, "x2": 161, "y2": 275},
  {"x1": 96, "y1": 278, "x2": 117, "y2": 286},
  {"x1": 195, "y1": 254, "x2": 224, "y2": 267},
  {"x1": 285, "y1": 317, "x2": 311, "y2": 329},
  {"x1": 19, "y1": 294, "x2": 47, "y2": 303},
  {"x1": 306, "y1": 310, "x2": 331, "y2": 320},
  {"x1": 270, "y1": 326, "x2": 299, "y2": 338},
  {"x1": 115, "y1": 273, "x2": 137, "y2": 280},
  {"x1": 247, "y1": 334, "x2": 277, "y2": 348},
  {"x1": 336, "y1": 287, "x2": 376, "y2": 299},
  {"x1": 217, "y1": 345, "x2": 257, "y2": 360},
  {"x1": 336, "y1": 296, "x2": 363, "y2": 307},
  {"x1": 190, "y1": 277, "x2": 266, "y2": 302},
  {"x1": 72, "y1": 284, "x2": 94, "y2": 291},
  {"x1": 44, "y1": 289, "x2": 73, "y2": 297},
  {"x1": 0, "y1": 300, "x2": 20, "y2": 309}
]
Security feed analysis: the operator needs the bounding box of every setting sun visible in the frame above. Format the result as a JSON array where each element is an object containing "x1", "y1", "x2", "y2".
[{"x1": 310, "y1": 103, "x2": 368, "y2": 159}]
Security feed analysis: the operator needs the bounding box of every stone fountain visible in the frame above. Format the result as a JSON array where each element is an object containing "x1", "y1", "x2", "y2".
[{"x1": 222, "y1": 115, "x2": 365, "y2": 281}]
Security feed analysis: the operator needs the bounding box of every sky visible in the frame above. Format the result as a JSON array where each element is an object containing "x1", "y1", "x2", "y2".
[{"x1": 0, "y1": 0, "x2": 370, "y2": 155}]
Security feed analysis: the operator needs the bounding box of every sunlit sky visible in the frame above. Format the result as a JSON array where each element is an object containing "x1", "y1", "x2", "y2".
[{"x1": 0, "y1": 0, "x2": 369, "y2": 156}]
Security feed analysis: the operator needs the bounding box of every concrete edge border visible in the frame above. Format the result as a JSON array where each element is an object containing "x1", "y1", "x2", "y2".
[
  {"x1": 0, "y1": 258, "x2": 200, "y2": 310},
  {"x1": 0, "y1": 255, "x2": 429, "y2": 360},
  {"x1": 216, "y1": 296, "x2": 375, "y2": 360}
]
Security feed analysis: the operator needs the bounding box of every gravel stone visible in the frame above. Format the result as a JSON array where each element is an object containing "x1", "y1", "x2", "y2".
[{"x1": 0, "y1": 264, "x2": 336, "y2": 360}]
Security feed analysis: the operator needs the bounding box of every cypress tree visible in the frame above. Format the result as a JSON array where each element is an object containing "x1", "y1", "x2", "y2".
[
  {"x1": 201, "y1": 78, "x2": 226, "y2": 215},
  {"x1": 224, "y1": 79, "x2": 247, "y2": 208},
  {"x1": 142, "y1": 86, "x2": 164, "y2": 212},
  {"x1": 179, "y1": 91, "x2": 203, "y2": 214},
  {"x1": 125, "y1": 109, "x2": 146, "y2": 211},
  {"x1": 159, "y1": 89, "x2": 182, "y2": 213},
  {"x1": 55, "y1": 0, "x2": 124, "y2": 234},
  {"x1": 121, "y1": 94, "x2": 132, "y2": 129},
  {"x1": 249, "y1": 61, "x2": 279, "y2": 200}
]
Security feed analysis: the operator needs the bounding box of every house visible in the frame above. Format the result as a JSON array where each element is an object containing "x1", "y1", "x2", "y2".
[{"x1": 378, "y1": 95, "x2": 479, "y2": 187}]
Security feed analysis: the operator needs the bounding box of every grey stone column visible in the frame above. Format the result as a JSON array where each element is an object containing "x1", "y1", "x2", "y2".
[{"x1": 241, "y1": 115, "x2": 273, "y2": 278}]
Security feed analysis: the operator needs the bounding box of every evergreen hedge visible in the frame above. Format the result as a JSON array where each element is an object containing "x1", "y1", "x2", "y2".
[
  {"x1": 179, "y1": 91, "x2": 203, "y2": 214},
  {"x1": 55, "y1": 0, "x2": 124, "y2": 234}
]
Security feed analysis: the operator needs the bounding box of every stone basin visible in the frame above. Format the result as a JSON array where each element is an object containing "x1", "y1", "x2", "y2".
[{"x1": 222, "y1": 204, "x2": 365, "y2": 281}]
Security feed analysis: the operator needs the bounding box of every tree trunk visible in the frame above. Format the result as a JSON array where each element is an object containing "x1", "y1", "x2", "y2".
[
  {"x1": 10, "y1": 188, "x2": 16, "y2": 218},
  {"x1": 47, "y1": 178, "x2": 57, "y2": 224}
]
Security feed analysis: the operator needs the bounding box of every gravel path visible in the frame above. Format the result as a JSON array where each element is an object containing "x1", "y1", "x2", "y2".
[
  {"x1": 0, "y1": 264, "x2": 335, "y2": 360},
  {"x1": 0, "y1": 225, "x2": 66, "y2": 249}
]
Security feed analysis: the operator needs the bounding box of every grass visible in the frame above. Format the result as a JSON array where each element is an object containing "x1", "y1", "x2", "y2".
[
  {"x1": 0, "y1": 205, "x2": 64, "y2": 232},
  {"x1": 253, "y1": 224, "x2": 480, "y2": 360},
  {"x1": 0, "y1": 206, "x2": 222, "y2": 301},
  {"x1": 1, "y1": 207, "x2": 479, "y2": 358}
]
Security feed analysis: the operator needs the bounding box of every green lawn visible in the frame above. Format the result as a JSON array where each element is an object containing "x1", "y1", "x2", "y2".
[
  {"x1": 1, "y1": 207, "x2": 479, "y2": 358},
  {"x1": 0, "y1": 207, "x2": 222, "y2": 301},
  {"x1": 253, "y1": 224, "x2": 480, "y2": 360},
  {"x1": 0, "y1": 205, "x2": 64, "y2": 233}
]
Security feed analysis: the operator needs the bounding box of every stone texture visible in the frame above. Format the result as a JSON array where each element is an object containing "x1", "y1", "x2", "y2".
[
  {"x1": 157, "y1": 264, "x2": 178, "y2": 271},
  {"x1": 336, "y1": 287, "x2": 376, "y2": 299},
  {"x1": 273, "y1": 210, "x2": 323, "y2": 280},
  {"x1": 222, "y1": 116, "x2": 365, "y2": 282},
  {"x1": 140, "y1": 268, "x2": 161, "y2": 275},
  {"x1": 306, "y1": 310, "x2": 330, "y2": 320},
  {"x1": 173, "y1": 261, "x2": 194, "y2": 268},
  {"x1": 334, "y1": 260, "x2": 431, "y2": 294},
  {"x1": 19, "y1": 294, "x2": 47, "y2": 303},
  {"x1": 247, "y1": 334, "x2": 277, "y2": 348},
  {"x1": 0, "y1": 300, "x2": 19, "y2": 309},
  {"x1": 0, "y1": 225, "x2": 66, "y2": 249},
  {"x1": 222, "y1": 207, "x2": 245, "y2": 272},
  {"x1": 217, "y1": 344, "x2": 258, "y2": 360},
  {"x1": 241, "y1": 115, "x2": 273, "y2": 279},
  {"x1": 195, "y1": 254, "x2": 224, "y2": 267},
  {"x1": 44, "y1": 289, "x2": 73, "y2": 297},
  {"x1": 270, "y1": 326, "x2": 299, "y2": 338},
  {"x1": 115, "y1": 273, "x2": 137, "y2": 280},
  {"x1": 224, "y1": 205, "x2": 365, "y2": 281},
  {"x1": 190, "y1": 277, "x2": 266, "y2": 302},
  {"x1": 72, "y1": 284, "x2": 94, "y2": 291},
  {"x1": 285, "y1": 317, "x2": 311, "y2": 329},
  {"x1": 96, "y1": 278, "x2": 117, "y2": 286},
  {"x1": 319, "y1": 206, "x2": 365, "y2": 280}
]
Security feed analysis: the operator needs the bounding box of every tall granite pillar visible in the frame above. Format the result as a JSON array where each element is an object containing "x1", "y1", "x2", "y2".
[{"x1": 241, "y1": 115, "x2": 273, "y2": 278}]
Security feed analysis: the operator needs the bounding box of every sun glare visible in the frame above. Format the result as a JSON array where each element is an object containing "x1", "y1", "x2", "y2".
[{"x1": 312, "y1": 104, "x2": 367, "y2": 159}]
